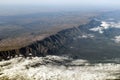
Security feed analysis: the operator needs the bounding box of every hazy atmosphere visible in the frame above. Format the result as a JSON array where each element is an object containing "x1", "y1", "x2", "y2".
[
  {"x1": 0, "y1": 0, "x2": 120, "y2": 80},
  {"x1": 0, "y1": 0, "x2": 120, "y2": 16},
  {"x1": 0, "y1": 0, "x2": 120, "y2": 6}
]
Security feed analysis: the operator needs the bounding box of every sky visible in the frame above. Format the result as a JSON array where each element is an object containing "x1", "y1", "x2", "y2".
[
  {"x1": 0, "y1": 0, "x2": 120, "y2": 16},
  {"x1": 0, "y1": 0, "x2": 119, "y2": 6}
]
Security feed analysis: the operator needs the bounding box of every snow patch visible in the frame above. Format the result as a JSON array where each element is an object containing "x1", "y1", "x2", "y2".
[
  {"x1": 107, "y1": 18, "x2": 114, "y2": 21},
  {"x1": 0, "y1": 56, "x2": 120, "y2": 80},
  {"x1": 113, "y1": 35, "x2": 120, "y2": 43},
  {"x1": 89, "y1": 26, "x2": 104, "y2": 34},
  {"x1": 77, "y1": 34, "x2": 95, "y2": 39},
  {"x1": 89, "y1": 21, "x2": 120, "y2": 34},
  {"x1": 81, "y1": 35, "x2": 88, "y2": 38}
]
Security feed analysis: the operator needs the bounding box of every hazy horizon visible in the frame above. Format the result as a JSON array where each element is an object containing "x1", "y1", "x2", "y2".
[
  {"x1": 0, "y1": 0, "x2": 120, "y2": 16},
  {"x1": 0, "y1": 0, "x2": 120, "y2": 6}
]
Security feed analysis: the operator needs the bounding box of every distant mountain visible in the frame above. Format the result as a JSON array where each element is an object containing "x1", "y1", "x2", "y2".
[{"x1": 0, "y1": 11, "x2": 120, "y2": 63}]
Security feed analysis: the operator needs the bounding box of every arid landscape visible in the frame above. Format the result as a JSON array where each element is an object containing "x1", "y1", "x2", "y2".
[
  {"x1": 0, "y1": 0, "x2": 120, "y2": 80},
  {"x1": 0, "y1": 11, "x2": 120, "y2": 80},
  {"x1": 0, "y1": 11, "x2": 98, "y2": 52}
]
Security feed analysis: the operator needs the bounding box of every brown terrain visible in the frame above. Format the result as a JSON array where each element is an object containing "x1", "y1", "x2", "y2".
[
  {"x1": 0, "y1": 11, "x2": 99, "y2": 60},
  {"x1": 0, "y1": 12, "x2": 98, "y2": 50}
]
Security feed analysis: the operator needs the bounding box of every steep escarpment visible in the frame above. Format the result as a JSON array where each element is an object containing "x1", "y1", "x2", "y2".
[{"x1": 0, "y1": 27, "x2": 81, "y2": 60}]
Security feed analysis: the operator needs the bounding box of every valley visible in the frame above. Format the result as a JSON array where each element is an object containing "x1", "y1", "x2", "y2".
[{"x1": 0, "y1": 10, "x2": 120, "y2": 80}]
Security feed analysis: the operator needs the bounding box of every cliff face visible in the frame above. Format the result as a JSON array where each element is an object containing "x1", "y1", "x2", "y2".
[{"x1": 0, "y1": 27, "x2": 81, "y2": 60}]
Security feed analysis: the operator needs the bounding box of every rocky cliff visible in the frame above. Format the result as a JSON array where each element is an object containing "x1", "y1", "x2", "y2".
[{"x1": 0, "y1": 26, "x2": 81, "y2": 60}]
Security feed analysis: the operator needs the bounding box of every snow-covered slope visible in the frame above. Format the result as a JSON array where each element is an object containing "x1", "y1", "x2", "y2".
[
  {"x1": 89, "y1": 21, "x2": 120, "y2": 34},
  {"x1": 0, "y1": 56, "x2": 119, "y2": 80}
]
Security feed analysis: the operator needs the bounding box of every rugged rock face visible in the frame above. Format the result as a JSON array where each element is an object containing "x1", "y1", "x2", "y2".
[
  {"x1": 0, "y1": 26, "x2": 81, "y2": 60},
  {"x1": 1, "y1": 17, "x2": 120, "y2": 61}
]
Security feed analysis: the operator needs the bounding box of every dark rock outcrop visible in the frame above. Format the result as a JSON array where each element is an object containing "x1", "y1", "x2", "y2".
[{"x1": 0, "y1": 27, "x2": 81, "y2": 60}]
